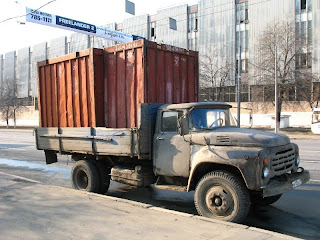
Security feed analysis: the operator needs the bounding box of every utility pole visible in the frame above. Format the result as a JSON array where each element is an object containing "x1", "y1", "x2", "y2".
[
  {"x1": 275, "y1": 47, "x2": 279, "y2": 133},
  {"x1": 236, "y1": 4, "x2": 241, "y2": 128}
]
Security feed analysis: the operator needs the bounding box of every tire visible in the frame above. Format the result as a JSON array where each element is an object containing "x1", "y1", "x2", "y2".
[
  {"x1": 194, "y1": 171, "x2": 250, "y2": 223},
  {"x1": 251, "y1": 194, "x2": 282, "y2": 206},
  {"x1": 96, "y1": 161, "x2": 111, "y2": 194},
  {"x1": 71, "y1": 160, "x2": 100, "y2": 193}
]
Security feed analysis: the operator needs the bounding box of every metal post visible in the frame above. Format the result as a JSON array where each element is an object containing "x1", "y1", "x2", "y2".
[
  {"x1": 237, "y1": 6, "x2": 241, "y2": 128},
  {"x1": 275, "y1": 47, "x2": 279, "y2": 133}
]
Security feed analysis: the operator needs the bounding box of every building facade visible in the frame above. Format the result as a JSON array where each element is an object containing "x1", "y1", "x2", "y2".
[{"x1": 0, "y1": 0, "x2": 319, "y2": 107}]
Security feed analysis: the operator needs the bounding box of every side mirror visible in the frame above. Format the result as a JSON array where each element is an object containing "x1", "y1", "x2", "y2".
[{"x1": 178, "y1": 117, "x2": 189, "y2": 136}]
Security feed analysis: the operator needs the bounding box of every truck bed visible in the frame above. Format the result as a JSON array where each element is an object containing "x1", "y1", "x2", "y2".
[
  {"x1": 35, "y1": 127, "x2": 139, "y2": 157},
  {"x1": 35, "y1": 103, "x2": 162, "y2": 160}
]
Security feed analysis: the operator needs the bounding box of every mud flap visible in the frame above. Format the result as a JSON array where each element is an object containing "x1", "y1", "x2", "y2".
[{"x1": 44, "y1": 150, "x2": 57, "y2": 164}]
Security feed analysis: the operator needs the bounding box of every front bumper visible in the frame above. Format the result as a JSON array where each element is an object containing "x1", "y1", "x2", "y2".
[{"x1": 262, "y1": 168, "x2": 310, "y2": 197}]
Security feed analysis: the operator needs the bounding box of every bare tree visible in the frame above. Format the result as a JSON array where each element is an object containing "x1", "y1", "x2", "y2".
[
  {"x1": 251, "y1": 19, "x2": 318, "y2": 119},
  {"x1": 0, "y1": 81, "x2": 24, "y2": 128},
  {"x1": 199, "y1": 47, "x2": 234, "y2": 101}
]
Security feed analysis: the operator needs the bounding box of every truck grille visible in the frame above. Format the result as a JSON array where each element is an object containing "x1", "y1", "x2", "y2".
[{"x1": 271, "y1": 145, "x2": 295, "y2": 176}]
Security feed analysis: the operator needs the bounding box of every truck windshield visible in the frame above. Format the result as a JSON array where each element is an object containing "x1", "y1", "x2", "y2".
[{"x1": 190, "y1": 108, "x2": 236, "y2": 129}]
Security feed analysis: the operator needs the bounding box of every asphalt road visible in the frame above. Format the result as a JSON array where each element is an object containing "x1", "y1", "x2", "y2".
[{"x1": 0, "y1": 129, "x2": 319, "y2": 239}]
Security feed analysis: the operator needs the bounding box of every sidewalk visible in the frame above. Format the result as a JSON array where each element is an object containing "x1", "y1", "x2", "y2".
[{"x1": 0, "y1": 172, "x2": 299, "y2": 240}]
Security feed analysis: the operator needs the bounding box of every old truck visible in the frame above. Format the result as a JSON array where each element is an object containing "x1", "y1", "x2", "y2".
[
  {"x1": 35, "y1": 40, "x2": 309, "y2": 223},
  {"x1": 35, "y1": 101, "x2": 310, "y2": 223}
]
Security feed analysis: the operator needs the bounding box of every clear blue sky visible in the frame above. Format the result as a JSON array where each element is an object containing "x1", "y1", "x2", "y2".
[{"x1": 0, "y1": 0, "x2": 198, "y2": 54}]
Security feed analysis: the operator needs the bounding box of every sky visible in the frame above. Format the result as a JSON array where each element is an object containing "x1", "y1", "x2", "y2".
[{"x1": 0, "y1": 0, "x2": 198, "y2": 54}]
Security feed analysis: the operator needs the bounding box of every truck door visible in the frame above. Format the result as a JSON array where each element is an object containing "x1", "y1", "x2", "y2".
[{"x1": 153, "y1": 111, "x2": 190, "y2": 178}]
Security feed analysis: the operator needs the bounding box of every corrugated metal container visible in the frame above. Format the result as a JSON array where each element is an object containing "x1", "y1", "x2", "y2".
[
  {"x1": 104, "y1": 39, "x2": 198, "y2": 128},
  {"x1": 38, "y1": 48, "x2": 104, "y2": 127},
  {"x1": 38, "y1": 39, "x2": 198, "y2": 128}
]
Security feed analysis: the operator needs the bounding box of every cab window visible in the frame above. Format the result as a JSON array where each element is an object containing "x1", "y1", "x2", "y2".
[{"x1": 162, "y1": 111, "x2": 182, "y2": 132}]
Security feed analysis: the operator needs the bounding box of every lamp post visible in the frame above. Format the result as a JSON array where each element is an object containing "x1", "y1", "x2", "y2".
[{"x1": 275, "y1": 47, "x2": 279, "y2": 133}]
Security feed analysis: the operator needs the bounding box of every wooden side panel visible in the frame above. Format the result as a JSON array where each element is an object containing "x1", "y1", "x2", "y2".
[
  {"x1": 156, "y1": 50, "x2": 165, "y2": 103},
  {"x1": 56, "y1": 63, "x2": 67, "y2": 127},
  {"x1": 135, "y1": 47, "x2": 145, "y2": 127},
  {"x1": 147, "y1": 48, "x2": 157, "y2": 103},
  {"x1": 126, "y1": 49, "x2": 136, "y2": 128},
  {"x1": 65, "y1": 60, "x2": 74, "y2": 127},
  {"x1": 39, "y1": 67, "x2": 47, "y2": 127},
  {"x1": 93, "y1": 52, "x2": 105, "y2": 127},
  {"x1": 180, "y1": 55, "x2": 188, "y2": 102},
  {"x1": 71, "y1": 59, "x2": 81, "y2": 127},
  {"x1": 188, "y1": 57, "x2": 195, "y2": 102},
  {"x1": 103, "y1": 39, "x2": 199, "y2": 129},
  {"x1": 164, "y1": 51, "x2": 173, "y2": 103},
  {"x1": 37, "y1": 49, "x2": 104, "y2": 128},
  {"x1": 173, "y1": 53, "x2": 181, "y2": 103},
  {"x1": 44, "y1": 65, "x2": 53, "y2": 127},
  {"x1": 105, "y1": 52, "x2": 117, "y2": 128},
  {"x1": 79, "y1": 57, "x2": 89, "y2": 127},
  {"x1": 50, "y1": 64, "x2": 58, "y2": 127},
  {"x1": 116, "y1": 51, "x2": 126, "y2": 128}
]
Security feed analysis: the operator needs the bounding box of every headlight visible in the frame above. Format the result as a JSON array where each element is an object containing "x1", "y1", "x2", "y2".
[
  {"x1": 295, "y1": 156, "x2": 300, "y2": 166},
  {"x1": 263, "y1": 167, "x2": 270, "y2": 178}
]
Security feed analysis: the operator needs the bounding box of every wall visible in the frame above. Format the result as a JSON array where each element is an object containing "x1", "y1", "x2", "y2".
[{"x1": 229, "y1": 101, "x2": 313, "y2": 127}]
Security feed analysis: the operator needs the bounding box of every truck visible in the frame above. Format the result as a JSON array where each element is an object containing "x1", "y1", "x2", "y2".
[
  {"x1": 35, "y1": 101, "x2": 310, "y2": 223},
  {"x1": 35, "y1": 40, "x2": 309, "y2": 223}
]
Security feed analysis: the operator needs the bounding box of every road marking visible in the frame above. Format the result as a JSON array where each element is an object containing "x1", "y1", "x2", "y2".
[
  {"x1": 310, "y1": 179, "x2": 320, "y2": 183},
  {"x1": 0, "y1": 171, "x2": 42, "y2": 184}
]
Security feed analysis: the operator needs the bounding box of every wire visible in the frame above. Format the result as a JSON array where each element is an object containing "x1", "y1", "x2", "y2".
[{"x1": 0, "y1": 0, "x2": 57, "y2": 24}]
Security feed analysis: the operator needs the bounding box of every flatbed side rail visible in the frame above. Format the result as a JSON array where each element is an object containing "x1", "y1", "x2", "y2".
[{"x1": 35, "y1": 127, "x2": 139, "y2": 157}]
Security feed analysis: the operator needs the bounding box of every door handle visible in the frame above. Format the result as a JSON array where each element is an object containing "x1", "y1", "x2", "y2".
[{"x1": 156, "y1": 137, "x2": 164, "y2": 140}]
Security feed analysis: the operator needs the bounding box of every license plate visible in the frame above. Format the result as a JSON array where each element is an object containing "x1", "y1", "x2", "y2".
[{"x1": 292, "y1": 179, "x2": 302, "y2": 188}]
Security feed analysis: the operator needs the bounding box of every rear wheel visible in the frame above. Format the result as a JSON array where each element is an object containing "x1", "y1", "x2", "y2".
[
  {"x1": 71, "y1": 160, "x2": 100, "y2": 193},
  {"x1": 194, "y1": 171, "x2": 250, "y2": 223},
  {"x1": 96, "y1": 160, "x2": 111, "y2": 194}
]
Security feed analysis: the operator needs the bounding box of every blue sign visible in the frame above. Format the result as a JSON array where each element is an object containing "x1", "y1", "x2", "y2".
[{"x1": 56, "y1": 16, "x2": 96, "y2": 33}]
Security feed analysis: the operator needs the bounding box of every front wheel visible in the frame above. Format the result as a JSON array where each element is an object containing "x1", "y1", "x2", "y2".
[
  {"x1": 251, "y1": 194, "x2": 282, "y2": 206},
  {"x1": 194, "y1": 171, "x2": 250, "y2": 223}
]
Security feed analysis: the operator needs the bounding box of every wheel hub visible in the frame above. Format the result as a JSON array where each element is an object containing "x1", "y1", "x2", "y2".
[
  {"x1": 206, "y1": 186, "x2": 234, "y2": 216},
  {"x1": 76, "y1": 171, "x2": 89, "y2": 189}
]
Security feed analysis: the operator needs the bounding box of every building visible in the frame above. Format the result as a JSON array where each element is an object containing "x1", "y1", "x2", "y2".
[{"x1": 0, "y1": 0, "x2": 319, "y2": 127}]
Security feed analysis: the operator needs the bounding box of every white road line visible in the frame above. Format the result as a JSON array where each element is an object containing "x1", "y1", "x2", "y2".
[
  {"x1": 310, "y1": 179, "x2": 320, "y2": 182},
  {"x1": 0, "y1": 171, "x2": 42, "y2": 184}
]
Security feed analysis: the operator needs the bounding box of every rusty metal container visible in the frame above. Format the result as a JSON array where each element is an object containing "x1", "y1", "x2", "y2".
[
  {"x1": 38, "y1": 40, "x2": 198, "y2": 128},
  {"x1": 37, "y1": 49, "x2": 105, "y2": 127},
  {"x1": 104, "y1": 40, "x2": 199, "y2": 128}
]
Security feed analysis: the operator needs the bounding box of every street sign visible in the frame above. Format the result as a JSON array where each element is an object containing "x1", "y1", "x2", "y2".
[{"x1": 26, "y1": 8, "x2": 141, "y2": 43}]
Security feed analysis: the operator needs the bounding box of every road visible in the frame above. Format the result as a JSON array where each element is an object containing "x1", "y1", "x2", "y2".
[{"x1": 0, "y1": 129, "x2": 319, "y2": 239}]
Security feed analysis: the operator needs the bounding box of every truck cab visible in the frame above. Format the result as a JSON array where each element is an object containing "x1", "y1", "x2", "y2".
[{"x1": 151, "y1": 102, "x2": 309, "y2": 222}]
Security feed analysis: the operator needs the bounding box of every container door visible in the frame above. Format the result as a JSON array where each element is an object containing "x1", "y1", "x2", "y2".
[{"x1": 153, "y1": 111, "x2": 190, "y2": 178}]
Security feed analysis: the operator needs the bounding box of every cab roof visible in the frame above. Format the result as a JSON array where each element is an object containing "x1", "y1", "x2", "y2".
[{"x1": 159, "y1": 101, "x2": 232, "y2": 111}]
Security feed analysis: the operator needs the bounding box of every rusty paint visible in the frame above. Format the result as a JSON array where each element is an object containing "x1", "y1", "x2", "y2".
[
  {"x1": 38, "y1": 49, "x2": 104, "y2": 128},
  {"x1": 38, "y1": 40, "x2": 198, "y2": 128},
  {"x1": 104, "y1": 39, "x2": 199, "y2": 128}
]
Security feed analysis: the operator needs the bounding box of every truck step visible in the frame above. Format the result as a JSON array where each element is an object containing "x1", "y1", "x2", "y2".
[{"x1": 154, "y1": 184, "x2": 187, "y2": 192}]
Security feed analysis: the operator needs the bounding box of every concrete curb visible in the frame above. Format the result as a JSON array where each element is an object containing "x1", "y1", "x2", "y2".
[{"x1": 50, "y1": 183, "x2": 300, "y2": 240}]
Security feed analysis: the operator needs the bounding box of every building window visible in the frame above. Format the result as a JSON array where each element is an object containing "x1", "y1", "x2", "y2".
[
  {"x1": 150, "y1": 22, "x2": 156, "y2": 41},
  {"x1": 188, "y1": 13, "x2": 198, "y2": 32},
  {"x1": 296, "y1": 0, "x2": 311, "y2": 12},
  {"x1": 236, "y1": 2, "x2": 248, "y2": 23},
  {"x1": 301, "y1": 0, "x2": 306, "y2": 10}
]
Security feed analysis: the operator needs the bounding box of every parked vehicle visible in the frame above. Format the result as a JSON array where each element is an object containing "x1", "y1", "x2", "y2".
[{"x1": 35, "y1": 40, "x2": 309, "y2": 223}]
